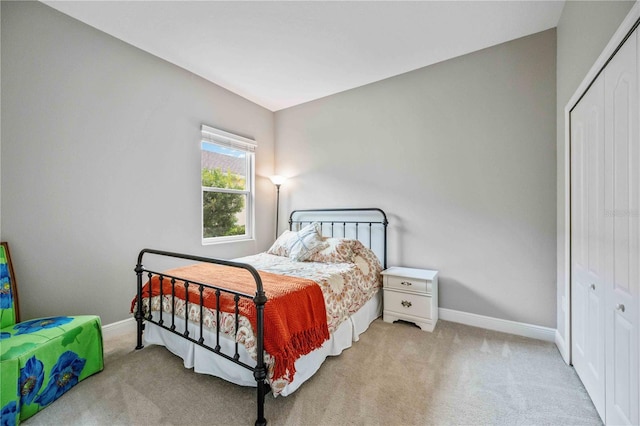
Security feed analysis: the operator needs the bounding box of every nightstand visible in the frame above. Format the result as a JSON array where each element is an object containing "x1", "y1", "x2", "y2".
[{"x1": 381, "y1": 267, "x2": 438, "y2": 332}]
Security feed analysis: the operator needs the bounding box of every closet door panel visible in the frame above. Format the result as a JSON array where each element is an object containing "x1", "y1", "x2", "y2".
[
  {"x1": 604, "y1": 29, "x2": 639, "y2": 426},
  {"x1": 613, "y1": 315, "x2": 633, "y2": 417},
  {"x1": 571, "y1": 74, "x2": 606, "y2": 418}
]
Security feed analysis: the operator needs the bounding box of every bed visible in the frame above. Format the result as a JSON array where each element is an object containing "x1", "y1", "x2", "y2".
[{"x1": 133, "y1": 208, "x2": 388, "y2": 425}]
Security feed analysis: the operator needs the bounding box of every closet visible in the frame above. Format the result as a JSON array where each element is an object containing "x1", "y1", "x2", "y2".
[{"x1": 570, "y1": 24, "x2": 639, "y2": 425}]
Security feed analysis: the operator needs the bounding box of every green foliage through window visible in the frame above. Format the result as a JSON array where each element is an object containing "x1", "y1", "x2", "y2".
[
  {"x1": 202, "y1": 168, "x2": 246, "y2": 238},
  {"x1": 202, "y1": 168, "x2": 245, "y2": 190}
]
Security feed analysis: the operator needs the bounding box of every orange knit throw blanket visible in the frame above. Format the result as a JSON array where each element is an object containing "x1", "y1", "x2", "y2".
[{"x1": 133, "y1": 263, "x2": 329, "y2": 381}]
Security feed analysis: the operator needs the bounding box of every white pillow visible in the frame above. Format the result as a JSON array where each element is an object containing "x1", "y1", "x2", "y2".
[
  {"x1": 266, "y1": 223, "x2": 327, "y2": 261},
  {"x1": 267, "y1": 230, "x2": 297, "y2": 257},
  {"x1": 288, "y1": 223, "x2": 327, "y2": 261}
]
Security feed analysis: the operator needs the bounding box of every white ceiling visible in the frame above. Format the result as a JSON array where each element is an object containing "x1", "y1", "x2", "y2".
[{"x1": 43, "y1": 1, "x2": 565, "y2": 111}]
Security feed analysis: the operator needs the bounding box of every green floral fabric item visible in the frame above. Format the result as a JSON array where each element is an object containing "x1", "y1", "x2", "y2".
[
  {"x1": 0, "y1": 245, "x2": 16, "y2": 329},
  {"x1": 0, "y1": 315, "x2": 104, "y2": 425}
]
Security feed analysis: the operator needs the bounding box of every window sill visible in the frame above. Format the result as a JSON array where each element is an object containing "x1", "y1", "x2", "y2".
[{"x1": 201, "y1": 236, "x2": 255, "y2": 246}]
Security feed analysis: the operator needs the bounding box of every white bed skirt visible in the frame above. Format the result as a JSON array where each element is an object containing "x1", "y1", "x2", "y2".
[{"x1": 143, "y1": 291, "x2": 382, "y2": 396}]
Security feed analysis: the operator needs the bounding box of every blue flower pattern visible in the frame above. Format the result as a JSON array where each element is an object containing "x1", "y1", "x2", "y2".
[
  {"x1": 13, "y1": 317, "x2": 73, "y2": 335},
  {"x1": 0, "y1": 275, "x2": 12, "y2": 310},
  {"x1": 18, "y1": 356, "x2": 44, "y2": 406},
  {"x1": 0, "y1": 332, "x2": 11, "y2": 340},
  {"x1": 34, "y1": 351, "x2": 86, "y2": 407},
  {"x1": 0, "y1": 401, "x2": 17, "y2": 426}
]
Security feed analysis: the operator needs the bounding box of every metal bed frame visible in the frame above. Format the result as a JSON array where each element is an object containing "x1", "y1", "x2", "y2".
[
  {"x1": 289, "y1": 207, "x2": 388, "y2": 269},
  {"x1": 134, "y1": 208, "x2": 388, "y2": 426}
]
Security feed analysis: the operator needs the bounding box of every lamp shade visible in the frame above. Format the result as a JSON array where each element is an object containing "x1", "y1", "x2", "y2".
[{"x1": 269, "y1": 175, "x2": 287, "y2": 186}]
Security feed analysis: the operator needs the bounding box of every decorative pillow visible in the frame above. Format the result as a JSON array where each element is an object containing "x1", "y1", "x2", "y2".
[
  {"x1": 266, "y1": 223, "x2": 328, "y2": 262},
  {"x1": 305, "y1": 238, "x2": 358, "y2": 264},
  {"x1": 288, "y1": 223, "x2": 328, "y2": 261},
  {"x1": 267, "y1": 230, "x2": 297, "y2": 257}
]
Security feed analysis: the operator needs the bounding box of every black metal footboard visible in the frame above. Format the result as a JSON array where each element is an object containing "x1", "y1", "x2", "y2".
[{"x1": 134, "y1": 248, "x2": 268, "y2": 426}]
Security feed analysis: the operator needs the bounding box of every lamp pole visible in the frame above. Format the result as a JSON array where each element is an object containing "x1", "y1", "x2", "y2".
[
  {"x1": 270, "y1": 175, "x2": 287, "y2": 240},
  {"x1": 274, "y1": 183, "x2": 281, "y2": 240}
]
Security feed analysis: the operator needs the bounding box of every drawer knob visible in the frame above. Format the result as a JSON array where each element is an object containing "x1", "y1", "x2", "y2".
[
  {"x1": 590, "y1": 283, "x2": 596, "y2": 290},
  {"x1": 616, "y1": 303, "x2": 626, "y2": 313},
  {"x1": 401, "y1": 281, "x2": 412, "y2": 286},
  {"x1": 401, "y1": 300, "x2": 412, "y2": 308}
]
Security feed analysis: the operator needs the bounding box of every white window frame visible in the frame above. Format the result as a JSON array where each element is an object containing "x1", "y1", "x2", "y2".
[{"x1": 201, "y1": 124, "x2": 256, "y2": 245}]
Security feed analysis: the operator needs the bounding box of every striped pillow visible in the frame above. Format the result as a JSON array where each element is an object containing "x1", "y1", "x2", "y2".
[{"x1": 267, "y1": 223, "x2": 328, "y2": 261}]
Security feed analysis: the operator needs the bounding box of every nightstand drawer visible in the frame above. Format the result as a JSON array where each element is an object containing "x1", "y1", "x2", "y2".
[
  {"x1": 383, "y1": 290, "x2": 431, "y2": 319},
  {"x1": 385, "y1": 275, "x2": 431, "y2": 294}
]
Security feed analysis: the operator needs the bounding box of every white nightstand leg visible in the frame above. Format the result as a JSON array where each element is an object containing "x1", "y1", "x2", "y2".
[
  {"x1": 383, "y1": 313, "x2": 400, "y2": 324},
  {"x1": 383, "y1": 313, "x2": 436, "y2": 332},
  {"x1": 415, "y1": 321, "x2": 435, "y2": 332}
]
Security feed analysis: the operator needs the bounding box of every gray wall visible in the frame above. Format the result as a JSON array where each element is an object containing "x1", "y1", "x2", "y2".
[
  {"x1": 275, "y1": 30, "x2": 557, "y2": 327},
  {"x1": 0, "y1": 3, "x2": 2, "y2": 240},
  {"x1": 6, "y1": 0, "x2": 630, "y2": 332},
  {"x1": 1, "y1": 1, "x2": 275, "y2": 324},
  {"x1": 555, "y1": 0, "x2": 634, "y2": 342}
]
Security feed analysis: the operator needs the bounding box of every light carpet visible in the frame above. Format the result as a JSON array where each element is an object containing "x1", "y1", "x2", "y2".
[{"x1": 24, "y1": 319, "x2": 601, "y2": 425}]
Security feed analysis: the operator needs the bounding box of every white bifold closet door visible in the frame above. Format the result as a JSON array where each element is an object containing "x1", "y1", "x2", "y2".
[
  {"x1": 571, "y1": 27, "x2": 639, "y2": 425},
  {"x1": 571, "y1": 70, "x2": 606, "y2": 417},
  {"x1": 603, "y1": 27, "x2": 639, "y2": 426}
]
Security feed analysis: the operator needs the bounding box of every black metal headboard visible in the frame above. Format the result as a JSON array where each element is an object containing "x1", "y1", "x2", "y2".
[{"x1": 289, "y1": 208, "x2": 388, "y2": 268}]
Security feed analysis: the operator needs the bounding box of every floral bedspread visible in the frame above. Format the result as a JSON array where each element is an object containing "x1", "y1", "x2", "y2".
[
  {"x1": 137, "y1": 246, "x2": 382, "y2": 395},
  {"x1": 236, "y1": 250, "x2": 382, "y2": 334}
]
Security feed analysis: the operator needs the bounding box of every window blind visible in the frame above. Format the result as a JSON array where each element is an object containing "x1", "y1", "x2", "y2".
[{"x1": 201, "y1": 124, "x2": 256, "y2": 153}]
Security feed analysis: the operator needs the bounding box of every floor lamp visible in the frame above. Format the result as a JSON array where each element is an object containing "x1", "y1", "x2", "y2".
[{"x1": 270, "y1": 175, "x2": 287, "y2": 240}]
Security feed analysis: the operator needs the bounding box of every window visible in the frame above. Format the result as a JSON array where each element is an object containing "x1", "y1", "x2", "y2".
[{"x1": 201, "y1": 125, "x2": 255, "y2": 244}]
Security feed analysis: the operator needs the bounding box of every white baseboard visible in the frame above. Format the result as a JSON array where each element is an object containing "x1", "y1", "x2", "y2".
[
  {"x1": 438, "y1": 308, "x2": 556, "y2": 342},
  {"x1": 102, "y1": 310, "x2": 558, "y2": 345},
  {"x1": 555, "y1": 329, "x2": 570, "y2": 364},
  {"x1": 102, "y1": 317, "x2": 136, "y2": 339}
]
